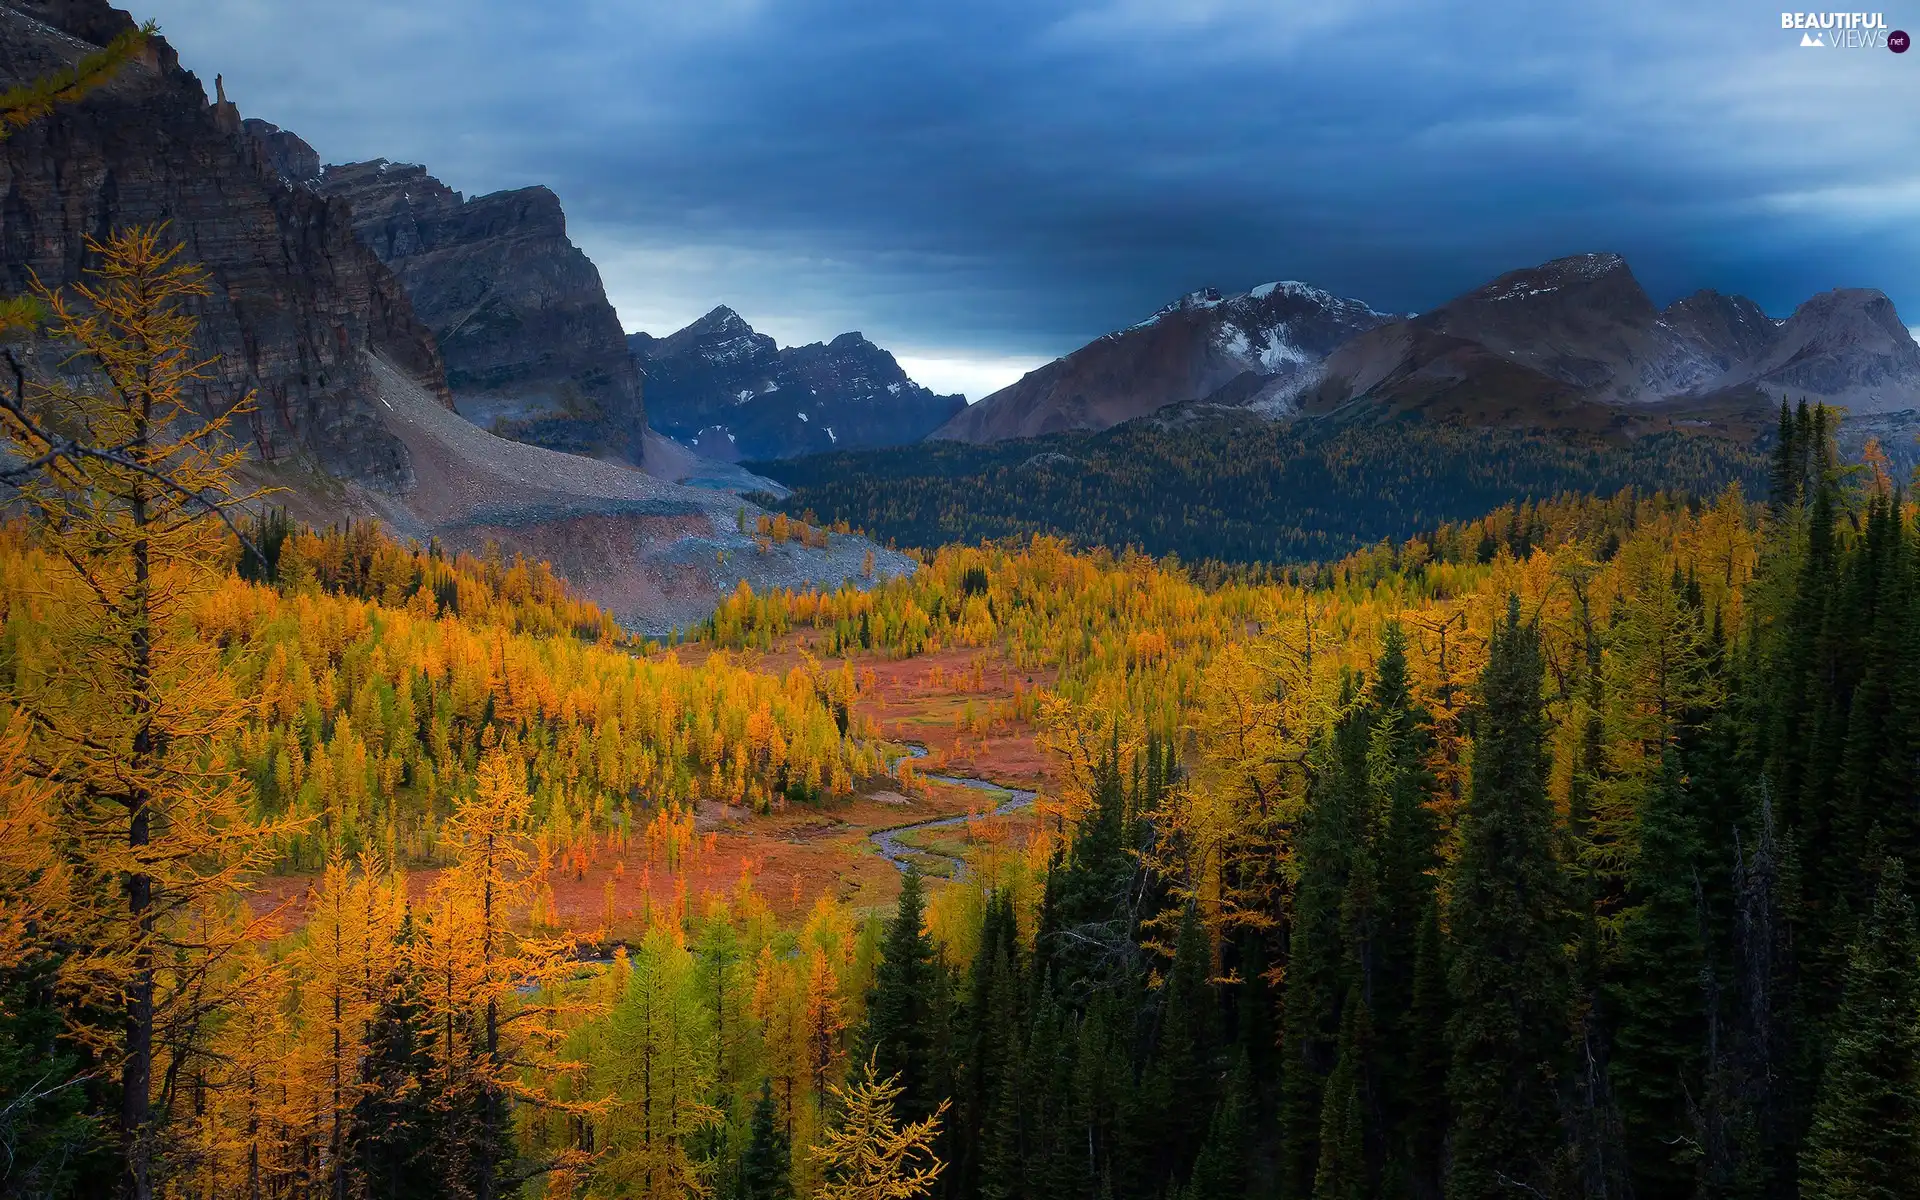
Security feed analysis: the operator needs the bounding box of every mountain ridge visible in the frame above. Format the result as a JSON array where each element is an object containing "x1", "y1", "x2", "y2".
[
  {"x1": 630, "y1": 306, "x2": 963, "y2": 460},
  {"x1": 936, "y1": 252, "x2": 1920, "y2": 444}
]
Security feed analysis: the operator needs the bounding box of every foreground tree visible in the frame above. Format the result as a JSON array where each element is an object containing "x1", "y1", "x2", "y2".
[
  {"x1": 419, "y1": 746, "x2": 596, "y2": 1198},
  {"x1": 740, "y1": 1078, "x2": 794, "y2": 1200},
  {"x1": 1445, "y1": 598, "x2": 1571, "y2": 1199},
  {"x1": 593, "y1": 923, "x2": 719, "y2": 1198},
  {"x1": 1798, "y1": 860, "x2": 1920, "y2": 1199},
  {"x1": 815, "y1": 1055, "x2": 948, "y2": 1200},
  {"x1": 0, "y1": 228, "x2": 289, "y2": 1199},
  {"x1": 862, "y1": 868, "x2": 938, "y2": 1123}
]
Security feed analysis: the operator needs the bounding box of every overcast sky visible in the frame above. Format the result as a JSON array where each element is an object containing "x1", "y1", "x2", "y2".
[{"x1": 139, "y1": 1, "x2": 1920, "y2": 399}]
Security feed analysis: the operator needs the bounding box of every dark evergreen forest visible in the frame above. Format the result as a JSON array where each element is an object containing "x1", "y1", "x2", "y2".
[
  {"x1": 794, "y1": 404, "x2": 1920, "y2": 1200},
  {"x1": 751, "y1": 411, "x2": 1768, "y2": 565}
]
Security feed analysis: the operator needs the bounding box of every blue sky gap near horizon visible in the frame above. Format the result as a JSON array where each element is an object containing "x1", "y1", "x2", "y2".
[{"x1": 139, "y1": 1, "x2": 1920, "y2": 400}]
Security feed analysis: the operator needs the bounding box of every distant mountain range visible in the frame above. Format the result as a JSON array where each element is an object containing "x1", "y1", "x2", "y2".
[
  {"x1": 934, "y1": 252, "x2": 1920, "y2": 445},
  {"x1": 629, "y1": 307, "x2": 964, "y2": 461}
]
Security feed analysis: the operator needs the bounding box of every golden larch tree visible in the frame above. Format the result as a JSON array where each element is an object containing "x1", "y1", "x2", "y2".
[
  {"x1": 0, "y1": 228, "x2": 295, "y2": 1200},
  {"x1": 813, "y1": 1054, "x2": 947, "y2": 1200}
]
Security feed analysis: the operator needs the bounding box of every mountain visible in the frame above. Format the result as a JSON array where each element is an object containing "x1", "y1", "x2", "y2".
[
  {"x1": 629, "y1": 307, "x2": 963, "y2": 460},
  {"x1": 1711, "y1": 288, "x2": 1920, "y2": 409},
  {"x1": 935, "y1": 253, "x2": 1920, "y2": 447},
  {"x1": 1300, "y1": 253, "x2": 1920, "y2": 422},
  {"x1": 0, "y1": 0, "x2": 450, "y2": 489},
  {"x1": 0, "y1": 0, "x2": 909, "y2": 631},
  {"x1": 932, "y1": 281, "x2": 1397, "y2": 443},
  {"x1": 313, "y1": 158, "x2": 646, "y2": 458}
]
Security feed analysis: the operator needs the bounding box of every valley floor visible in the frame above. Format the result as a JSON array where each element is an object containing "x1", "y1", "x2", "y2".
[{"x1": 250, "y1": 636, "x2": 1058, "y2": 937}]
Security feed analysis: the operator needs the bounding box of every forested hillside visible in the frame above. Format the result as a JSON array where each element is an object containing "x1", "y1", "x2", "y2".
[
  {"x1": 703, "y1": 401, "x2": 1920, "y2": 1200},
  {"x1": 750, "y1": 409, "x2": 1768, "y2": 563}
]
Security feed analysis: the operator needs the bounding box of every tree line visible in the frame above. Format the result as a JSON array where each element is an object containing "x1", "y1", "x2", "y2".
[{"x1": 748, "y1": 408, "x2": 1767, "y2": 567}]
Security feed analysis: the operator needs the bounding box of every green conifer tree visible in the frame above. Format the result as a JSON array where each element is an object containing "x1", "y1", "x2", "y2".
[
  {"x1": 1445, "y1": 597, "x2": 1571, "y2": 1200},
  {"x1": 1799, "y1": 860, "x2": 1920, "y2": 1199},
  {"x1": 1281, "y1": 682, "x2": 1370, "y2": 1196},
  {"x1": 864, "y1": 867, "x2": 940, "y2": 1124},
  {"x1": 1187, "y1": 1049, "x2": 1249, "y2": 1200},
  {"x1": 1314, "y1": 997, "x2": 1373, "y2": 1200},
  {"x1": 1609, "y1": 754, "x2": 1709, "y2": 1199},
  {"x1": 739, "y1": 1079, "x2": 794, "y2": 1200}
]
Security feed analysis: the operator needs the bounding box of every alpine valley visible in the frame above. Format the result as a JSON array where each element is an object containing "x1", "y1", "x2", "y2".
[{"x1": 8, "y1": 6, "x2": 1920, "y2": 1200}]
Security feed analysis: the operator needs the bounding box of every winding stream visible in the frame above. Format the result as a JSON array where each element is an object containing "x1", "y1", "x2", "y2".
[{"x1": 870, "y1": 744, "x2": 1036, "y2": 881}]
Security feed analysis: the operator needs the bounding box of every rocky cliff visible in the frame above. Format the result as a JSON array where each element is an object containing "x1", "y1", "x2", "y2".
[
  {"x1": 0, "y1": 0, "x2": 451, "y2": 489},
  {"x1": 242, "y1": 117, "x2": 320, "y2": 186},
  {"x1": 630, "y1": 306, "x2": 963, "y2": 460},
  {"x1": 315, "y1": 159, "x2": 645, "y2": 458}
]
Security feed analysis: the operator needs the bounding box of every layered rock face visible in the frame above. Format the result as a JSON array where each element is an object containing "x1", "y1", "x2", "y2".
[
  {"x1": 630, "y1": 306, "x2": 963, "y2": 460},
  {"x1": 315, "y1": 159, "x2": 645, "y2": 457},
  {"x1": 0, "y1": 0, "x2": 451, "y2": 489},
  {"x1": 242, "y1": 117, "x2": 320, "y2": 186},
  {"x1": 933, "y1": 281, "x2": 1395, "y2": 443}
]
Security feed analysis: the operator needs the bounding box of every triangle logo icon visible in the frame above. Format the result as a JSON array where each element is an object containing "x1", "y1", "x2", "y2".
[{"x1": 1801, "y1": 31, "x2": 1824, "y2": 46}]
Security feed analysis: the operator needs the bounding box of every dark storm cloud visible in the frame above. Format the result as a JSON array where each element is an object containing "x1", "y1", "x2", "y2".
[{"x1": 139, "y1": 0, "x2": 1920, "y2": 393}]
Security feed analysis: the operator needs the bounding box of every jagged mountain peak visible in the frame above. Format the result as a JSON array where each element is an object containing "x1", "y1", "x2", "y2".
[
  {"x1": 1249, "y1": 280, "x2": 1335, "y2": 303},
  {"x1": 630, "y1": 312, "x2": 960, "y2": 461},
  {"x1": 692, "y1": 304, "x2": 755, "y2": 334},
  {"x1": 241, "y1": 118, "x2": 320, "y2": 186},
  {"x1": 1659, "y1": 290, "x2": 1780, "y2": 375},
  {"x1": 1714, "y1": 286, "x2": 1920, "y2": 407},
  {"x1": 1450, "y1": 250, "x2": 1644, "y2": 308}
]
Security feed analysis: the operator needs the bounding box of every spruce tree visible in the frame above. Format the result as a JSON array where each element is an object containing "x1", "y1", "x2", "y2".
[
  {"x1": 1609, "y1": 755, "x2": 1708, "y2": 1200},
  {"x1": 352, "y1": 910, "x2": 438, "y2": 1200},
  {"x1": 1799, "y1": 860, "x2": 1920, "y2": 1199},
  {"x1": 1401, "y1": 903, "x2": 1449, "y2": 1200},
  {"x1": 1281, "y1": 682, "x2": 1370, "y2": 1196},
  {"x1": 955, "y1": 893, "x2": 1021, "y2": 1200},
  {"x1": 1145, "y1": 901, "x2": 1218, "y2": 1171},
  {"x1": 865, "y1": 867, "x2": 940, "y2": 1124},
  {"x1": 1188, "y1": 1049, "x2": 1250, "y2": 1200},
  {"x1": 740, "y1": 1079, "x2": 794, "y2": 1200},
  {"x1": 1445, "y1": 597, "x2": 1571, "y2": 1199},
  {"x1": 1314, "y1": 997, "x2": 1373, "y2": 1200}
]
